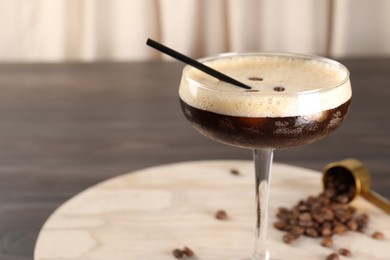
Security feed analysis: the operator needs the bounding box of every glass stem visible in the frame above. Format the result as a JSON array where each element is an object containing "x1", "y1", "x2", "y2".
[{"x1": 252, "y1": 148, "x2": 274, "y2": 260}]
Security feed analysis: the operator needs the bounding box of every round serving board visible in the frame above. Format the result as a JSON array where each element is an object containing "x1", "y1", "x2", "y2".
[{"x1": 34, "y1": 160, "x2": 389, "y2": 260}]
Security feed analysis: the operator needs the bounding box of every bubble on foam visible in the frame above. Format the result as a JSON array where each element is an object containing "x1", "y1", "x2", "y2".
[{"x1": 179, "y1": 54, "x2": 351, "y2": 117}]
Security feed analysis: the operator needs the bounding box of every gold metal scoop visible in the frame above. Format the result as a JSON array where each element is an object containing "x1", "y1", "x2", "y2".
[{"x1": 322, "y1": 158, "x2": 390, "y2": 214}]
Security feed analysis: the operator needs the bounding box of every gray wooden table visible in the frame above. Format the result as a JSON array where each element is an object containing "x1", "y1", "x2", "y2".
[{"x1": 0, "y1": 58, "x2": 389, "y2": 260}]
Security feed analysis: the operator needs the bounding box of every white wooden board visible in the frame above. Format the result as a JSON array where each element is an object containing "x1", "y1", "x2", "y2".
[{"x1": 34, "y1": 160, "x2": 390, "y2": 260}]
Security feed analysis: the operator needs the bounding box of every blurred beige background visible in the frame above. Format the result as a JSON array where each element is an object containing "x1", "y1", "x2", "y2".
[{"x1": 1, "y1": 0, "x2": 390, "y2": 62}]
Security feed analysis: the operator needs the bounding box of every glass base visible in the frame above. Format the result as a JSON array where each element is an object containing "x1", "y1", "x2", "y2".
[{"x1": 237, "y1": 250, "x2": 274, "y2": 260}]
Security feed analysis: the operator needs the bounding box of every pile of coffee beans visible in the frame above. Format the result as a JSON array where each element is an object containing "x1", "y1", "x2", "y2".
[
  {"x1": 274, "y1": 173, "x2": 385, "y2": 259},
  {"x1": 273, "y1": 192, "x2": 369, "y2": 243}
]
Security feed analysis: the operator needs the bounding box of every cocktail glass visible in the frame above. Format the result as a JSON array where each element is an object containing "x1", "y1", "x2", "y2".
[{"x1": 178, "y1": 52, "x2": 351, "y2": 260}]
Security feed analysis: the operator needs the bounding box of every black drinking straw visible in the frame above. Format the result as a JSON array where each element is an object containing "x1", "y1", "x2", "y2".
[{"x1": 146, "y1": 38, "x2": 251, "y2": 90}]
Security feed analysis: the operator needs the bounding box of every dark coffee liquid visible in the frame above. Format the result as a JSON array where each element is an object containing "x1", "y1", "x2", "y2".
[{"x1": 180, "y1": 98, "x2": 351, "y2": 149}]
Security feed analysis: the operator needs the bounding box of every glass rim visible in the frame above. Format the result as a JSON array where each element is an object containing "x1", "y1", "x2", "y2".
[{"x1": 182, "y1": 52, "x2": 351, "y2": 96}]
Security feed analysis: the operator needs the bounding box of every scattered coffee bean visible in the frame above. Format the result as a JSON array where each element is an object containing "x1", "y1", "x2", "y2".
[
  {"x1": 326, "y1": 253, "x2": 339, "y2": 260},
  {"x1": 273, "y1": 86, "x2": 285, "y2": 92},
  {"x1": 346, "y1": 219, "x2": 358, "y2": 231},
  {"x1": 230, "y1": 168, "x2": 240, "y2": 175},
  {"x1": 248, "y1": 76, "x2": 263, "y2": 81},
  {"x1": 356, "y1": 214, "x2": 369, "y2": 231},
  {"x1": 173, "y1": 249, "x2": 183, "y2": 259},
  {"x1": 273, "y1": 220, "x2": 288, "y2": 230},
  {"x1": 372, "y1": 231, "x2": 385, "y2": 240},
  {"x1": 183, "y1": 247, "x2": 194, "y2": 257},
  {"x1": 215, "y1": 210, "x2": 228, "y2": 220},
  {"x1": 282, "y1": 233, "x2": 296, "y2": 244},
  {"x1": 321, "y1": 236, "x2": 333, "y2": 247},
  {"x1": 172, "y1": 247, "x2": 194, "y2": 259},
  {"x1": 338, "y1": 248, "x2": 352, "y2": 257}
]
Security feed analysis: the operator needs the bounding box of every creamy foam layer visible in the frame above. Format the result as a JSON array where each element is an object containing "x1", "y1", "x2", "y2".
[{"x1": 179, "y1": 54, "x2": 352, "y2": 117}]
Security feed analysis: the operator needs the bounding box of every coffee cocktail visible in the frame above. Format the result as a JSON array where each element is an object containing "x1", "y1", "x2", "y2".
[
  {"x1": 178, "y1": 53, "x2": 352, "y2": 260},
  {"x1": 179, "y1": 54, "x2": 351, "y2": 149}
]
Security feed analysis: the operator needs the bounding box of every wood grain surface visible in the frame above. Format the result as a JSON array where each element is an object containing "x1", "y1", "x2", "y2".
[
  {"x1": 34, "y1": 161, "x2": 390, "y2": 260},
  {"x1": 0, "y1": 58, "x2": 389, "y2": 259}
]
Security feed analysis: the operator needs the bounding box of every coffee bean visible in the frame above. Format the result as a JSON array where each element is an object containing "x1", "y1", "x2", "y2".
[
  {"x1": 361, "y1": 213, "x2": 369, "y2": 221},
  {"x1": 321, "y1": 236, "x2": 333, "y2": 247},
  {"x1": 372, "y1": 231, "x2": 385, "y2": 240},
  {"x1": 320, "y1": 225, "x2": 333, "y2": 236},
  {"x1": 274, "y1": 220, "x2": 288, "y2": 230},
  {"x1": 346, "y1": 219, "x2": 358, "y2": 231},
  {"x1": 173, "y1": 249, "x2": 183, "y2": 258},
  {"x1": 323, "y1": 189, "x2": 336, "y2": 198},
  {"x1": 290, "y1": 226, "x2": 305, "y2": 236},
  {"x1": 278, "y1": 207, "x2": 289, "y2": 214},
  {"x1": 326, "y1": 253, "x2": 339, "y2": 260},
  {"x1": 276, "y1": 207, "x2": 290, "y2": 220},
  {"x1": 299, "y1": 212, "x2": 312, "y2": 222},
  {"x1": 333, "y1": 223, "x2": 348, "y2": 234},
  {"x1": 311, "y1": 210, "x2": 325, "y2": 223},
  {"x1": 356, "y1": 214, "x2": 369, "y2": 231},
  {"x1": 273, "y1": 86, "x2": 285, "y2": 92},
  {"x1": 298, "y1": 220, "x2": 314, "y2": 228},
  {"x1": 298, "y1": 204, "x2": 310, "y2": 212},
  {"x1": 336, "y1": 195, "x2": 349, "y2": 204},
  {"x1": 330, "y1": 203, "x2": 343, "y2": 210},
  {"x1": 283, "y1": 233, "x2": 296, "y2": 244},
  {"x1": 320, "y1": 207, "x2": 334, "y2": 219},
  {"x1": 307, "y1": 196, "x2": 317, "y2": 204},
  {"x1": 230, "y1": 168, "x2": 240, "y2": 175},
  {"x1": 292, "y1": 208, "x2": 300, "y2": 219},
  {"x1": 248, "y1": 77, "x2": 263, "y2": 81},
  {"x1": 335, "y1": 208, "x2": 352, "y2": 223},
  {"x1": 289, "y1": 219, "x2": 298, "y2": 226},
  {"x1": 346, "y1": 206, "x2": 356, "y2": 214},
  {"x1": 215, "y1": 210, "x2": 228, "y2": 220},
  {"x1": 183, "y1": 247, "x2": 194, "y2": 257},
  {"x1": 339, "y1": 248, "x2": 352, "y2": 257},
  {"x1": 320, "y1": 196, "x2": 331, "y2": 206},
  {"x1": 305, "y1": 228, "x2": 319, "y2": 237}
]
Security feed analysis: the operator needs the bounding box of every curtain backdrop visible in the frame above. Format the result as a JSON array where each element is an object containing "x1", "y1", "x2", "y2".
[{"x1": 1, "y1": 0, "x2": 390, "y2": 62}]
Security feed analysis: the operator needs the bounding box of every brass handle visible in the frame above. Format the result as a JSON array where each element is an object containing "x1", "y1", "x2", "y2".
[{"x1": 362, "y1": 191, "x2": 390, "y2": 214}]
